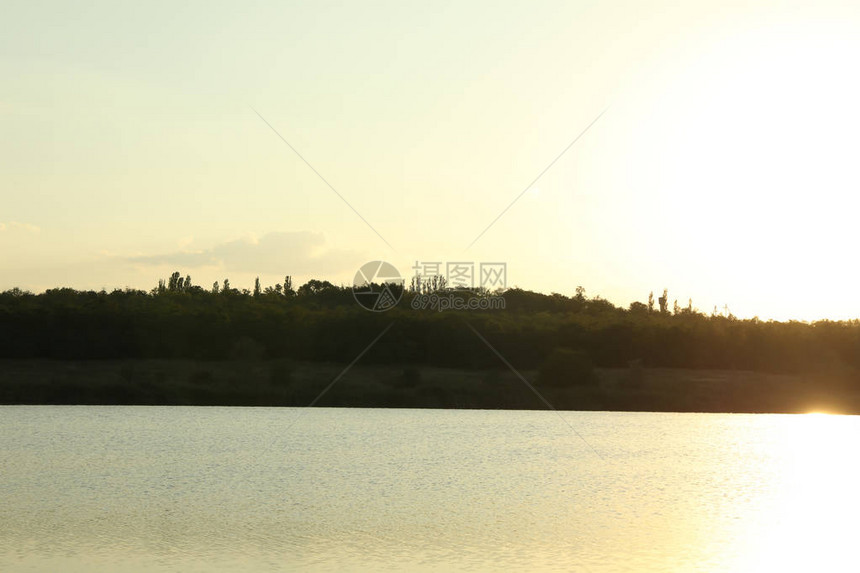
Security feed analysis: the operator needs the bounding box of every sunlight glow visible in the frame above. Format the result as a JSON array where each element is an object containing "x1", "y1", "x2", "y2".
[
  {"x1": 734, "y1": 413, "x2": 860, "y2": 572},
  {"x1": 622, "y1": 19, "x2": 860, "y2": 319}
]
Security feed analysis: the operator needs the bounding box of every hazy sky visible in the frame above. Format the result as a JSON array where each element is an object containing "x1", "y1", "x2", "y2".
[{"x1": 3, "y1": 0, "x2": 860, "y2": 320}]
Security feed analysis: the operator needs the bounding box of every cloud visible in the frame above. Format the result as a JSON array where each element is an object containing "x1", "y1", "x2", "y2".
[
  {"x1": 125, "y1": 231, "x2": 363, "y2": 276},
  {"x1": 0, "y1": 221, "x2": 40, "y2": 233}
]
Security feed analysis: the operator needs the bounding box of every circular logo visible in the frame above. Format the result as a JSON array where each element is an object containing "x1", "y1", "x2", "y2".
[{"x1": 352, "y1": 261, "x2": 404, "y2": 312}]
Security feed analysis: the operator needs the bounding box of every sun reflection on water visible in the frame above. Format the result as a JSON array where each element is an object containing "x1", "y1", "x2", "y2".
[{"x1": 733, "y1": 413, "x2": 860, "y2": 573}]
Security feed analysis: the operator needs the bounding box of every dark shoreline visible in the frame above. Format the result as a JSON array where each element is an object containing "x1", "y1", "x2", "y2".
[{"x1": 2, "y1": 359, "x2": 857, "y2": 415}]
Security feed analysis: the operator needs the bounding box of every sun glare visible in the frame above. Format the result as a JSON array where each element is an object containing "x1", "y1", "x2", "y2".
[
  {"x1": 625, "y1": 20, "x2": 860, "y2": 318},
  {"x1": 734, "y1": 413, "x2": 860, "y2": 572}
]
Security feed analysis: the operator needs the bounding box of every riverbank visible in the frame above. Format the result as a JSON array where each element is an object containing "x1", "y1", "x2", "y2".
[{"x1": 1, "y1": 359, "x2": 857, "y2": 414}]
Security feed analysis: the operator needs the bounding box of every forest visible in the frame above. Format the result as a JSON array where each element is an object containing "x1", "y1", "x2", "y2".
[{"x1": 0, "y1": 272, "x2": 858, "y2": 411}]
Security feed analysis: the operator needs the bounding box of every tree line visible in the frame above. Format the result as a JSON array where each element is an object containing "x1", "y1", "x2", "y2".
[{"x1": 0, "y1": 273, "x2": 858, "y2": 382}]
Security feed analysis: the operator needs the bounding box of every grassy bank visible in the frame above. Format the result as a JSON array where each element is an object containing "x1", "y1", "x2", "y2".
[{"x1": 1, "y1": 359, "x2": 857, "y2": 414}]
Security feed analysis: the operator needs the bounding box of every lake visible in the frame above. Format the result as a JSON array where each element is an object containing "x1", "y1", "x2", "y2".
[{"x1": 1, "y1": 407, "x2": 858, "y2": 572}]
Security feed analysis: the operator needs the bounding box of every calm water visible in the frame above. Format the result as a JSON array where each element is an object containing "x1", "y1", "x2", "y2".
[{"x1": 1, "y1": 407, "x2": 859, "y2": 572}]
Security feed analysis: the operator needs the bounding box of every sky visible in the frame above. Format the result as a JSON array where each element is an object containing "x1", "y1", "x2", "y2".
[{"x1": 2, "y1": 0, "x2": 860, "y2": 320}]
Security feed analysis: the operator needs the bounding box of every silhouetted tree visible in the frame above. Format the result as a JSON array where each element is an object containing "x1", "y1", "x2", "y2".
[{"x1": 297, "y1": 279, "x2": 336, "y2": 296}]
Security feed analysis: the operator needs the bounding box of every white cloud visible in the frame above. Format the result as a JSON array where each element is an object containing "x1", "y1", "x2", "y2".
[
  {"x1": 126, "y1": 231, "x2": 363, "y2": 276},
  {"x1": 0, "y1": 221, "x2": 40, "y2": 233}
]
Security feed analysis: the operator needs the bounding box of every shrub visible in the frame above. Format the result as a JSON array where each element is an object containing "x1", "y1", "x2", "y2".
[
  {"x1": 269, "y1": 360, "x2": 294, "y2": 387},
  {"x1": 188, "y1": 369, "x2": 215, "y2": 386},
  {"x1": 399, "y1": 367, "x2": 422, "y2": 387},
  {"x1": 229, "y1": 337, "x2": 265, "y2": 361},
  {"x1": 538, "y1": 348, "x2": 595, "y2": 387}
]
